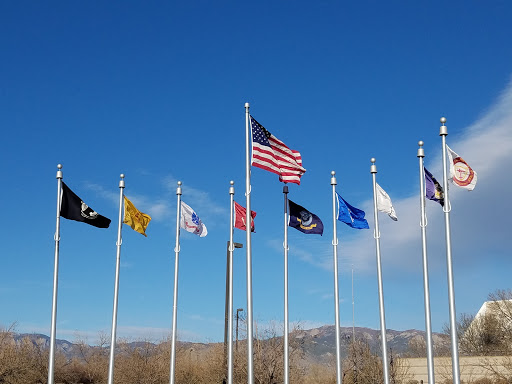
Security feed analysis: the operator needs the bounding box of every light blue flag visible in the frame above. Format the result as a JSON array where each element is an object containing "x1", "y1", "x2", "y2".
[{"x1": 336, "y1": 192, "x2": 369, "y2": 229}]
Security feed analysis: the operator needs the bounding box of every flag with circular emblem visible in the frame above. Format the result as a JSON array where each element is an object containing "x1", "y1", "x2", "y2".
[
  {"x1": 60, "y1": 182, "x2": 111, "y2": 228},
  {"x1": 123, "y1": 196, "x2": 151, "y2": 237},
  {"x1": 288, "y1": 199, "x2": 323, "y2": 235},
  {"x1": 446, "y1": 145, "x2": 477, "y2": 191}
]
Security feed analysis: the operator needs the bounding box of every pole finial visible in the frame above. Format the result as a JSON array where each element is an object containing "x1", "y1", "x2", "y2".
[
  {"x1": 439, "y1": 117, "x2": 448, "y2": 136},
  {"x1": 417, "y1": 141, "x2": 425, "y2": 158},
  {"x1": 119, "y1": 174, "x2": 125, "y2": 188},
  {"x1": 120, "y1": 174, "x2": 125, "y2": 179},
  {"x1": 178, "y1": 181, "x2": 182, "y2": 186},
  {"x1": 56, "y1": 164, "x2": 63, "y2": 179},
  {"x1": 370, "y1": 159, "x2": 377, "y2": 174},
  {"x1": 230, "y1": 180, "x2": 234, "y2": 186},
  {"x1": 177, "y1": 181, "x2": 182, "y2": 196},
  {"x1": 245, "y1": 102, "x2": 250, "y2": 108},
  {"x1": 331, "y1": 171, "x2": 337, "y2": 185}
]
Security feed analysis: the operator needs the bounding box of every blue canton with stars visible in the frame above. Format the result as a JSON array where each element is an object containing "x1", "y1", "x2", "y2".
[{"x1": 251, "y1": 117, "x2": 272, "y2": 147}]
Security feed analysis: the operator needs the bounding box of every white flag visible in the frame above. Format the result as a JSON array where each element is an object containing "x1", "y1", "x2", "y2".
[
  {"x1": 180, "y1": 201, "x2": 207, "y2": 237},
  {"x1": 376, "y1": 183, "x2": 397, "y2": 221},
  {"x1": 446, "y1": 145, "x2": 477, "y2": 191}
]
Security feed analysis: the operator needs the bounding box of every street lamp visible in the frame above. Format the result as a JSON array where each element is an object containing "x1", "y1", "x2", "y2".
[{"x1": 224, "y1": 241, "x2": 243, "y2": 382}]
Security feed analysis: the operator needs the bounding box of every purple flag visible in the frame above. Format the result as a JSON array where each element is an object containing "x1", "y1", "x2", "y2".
[{"x1": 424, "y1": 167, "x2": 444, "y2": 206}]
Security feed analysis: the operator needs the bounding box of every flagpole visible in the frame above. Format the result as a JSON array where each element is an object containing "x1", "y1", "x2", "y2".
[
  {"x1": 170, "y1": 181, "x2": 182, "y2": 384},
  {"x1": 370, "y1": 158, "x2": 390, "y2": 384},
  {"x1": 283, "y1": 185, "x2": 289, "y2": 384},
  {"x1": 330, "y1": 171, "x2": 342, "y2": 384},
  {"x1": 352, "y1": 265, "x2": 355, "y2": 342},
  {"x1": 107, "y1": 174, "x2": 125, "y2": 384},
  {"x1": 228, "y1": 181, "x2": 235, "y2": 384},
  {"x1": 417, "y1": 142, "x2": 436, "y2": 384},
  {"x1": 48, "y1": 164, "x2": 63, "y2": 384},
  {"x1": 439, "y1": 117, "x2": 461, "y2": 384},
  {"x1": 245, "y1": 102, "x2": 254, "y2": 384}
]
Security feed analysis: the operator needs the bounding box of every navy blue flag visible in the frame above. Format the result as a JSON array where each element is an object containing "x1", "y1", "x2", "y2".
[
  {"x1": 288, "y1": 200, "x2": 323, "y2": 235},
  {"x1": 424, "y1": 167, "x2": 444, "y2": 206},
  {"x1": 336, "y1": 193, "x2": 369, "y2": 229}
]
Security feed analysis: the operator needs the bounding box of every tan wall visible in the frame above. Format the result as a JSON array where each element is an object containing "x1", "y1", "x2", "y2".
[{"x1": 399, "y1": 356, "x2": 512, "y2": 383}]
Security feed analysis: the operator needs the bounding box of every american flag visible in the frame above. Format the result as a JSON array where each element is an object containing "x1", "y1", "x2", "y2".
[{"x1": 250, "y1": 116, "x2": 306, "y2": 185}]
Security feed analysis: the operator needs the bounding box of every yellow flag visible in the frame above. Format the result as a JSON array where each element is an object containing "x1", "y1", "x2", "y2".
[{"x1": 123, "y1": 196, "x2": 151, "y2": 237}]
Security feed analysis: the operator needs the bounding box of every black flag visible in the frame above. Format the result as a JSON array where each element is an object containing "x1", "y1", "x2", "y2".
[
  {"x1": 60, "y1": 182, "x2": 111, "y2": 228},
  {"x1": 288, "y1": 199, "x2": 323, "y2": 235}
]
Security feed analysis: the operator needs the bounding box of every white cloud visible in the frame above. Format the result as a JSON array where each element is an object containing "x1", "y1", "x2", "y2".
[
  {"x1": 286, "y1": 79, "x2": 512, "y2": 276},
  {"x1": 84, "y1": 174, "x2": 227, "y2": 224},
  {"x1": 162, "y1": 175, "x2": 226, "y2": 216}
]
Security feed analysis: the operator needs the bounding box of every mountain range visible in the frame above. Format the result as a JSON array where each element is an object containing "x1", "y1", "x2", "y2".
[{"x1": 10, "y1": 325, "x2": 448, "y2": 362}]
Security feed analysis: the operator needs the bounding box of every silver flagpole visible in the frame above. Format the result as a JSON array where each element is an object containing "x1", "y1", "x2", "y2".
[
  {"x1": 245, "y1": 102, "x2": 254, "y2": 384},
  {"x1": 107, "y1": 174, "x2": 125, "y2": 384},
  {"x1": 170, "y1": 181, "x2": 182, "y2": 384},
  {"x1": 417, "y1": 142, "x2": 436, "y2": 384},
  {"x1": 228, "y1": 181, "x2": 235, "y2": 384},
  {"x1": 352, "y1": 266, "x2": 355, "y2": 342},
  {"x1": 48, "y1": 164, "x2": 63, "y2": 384},
  {"x1": 330, "y1": 171, "x2": 342, "y2": 384},
  {"x1": 439, "y1": 117, "x2": 461, "y2": 384},
  {"x1": 283, "y1": 185, "x2": 289, "y2": 384},
  {"x1": 370, "y1": 158, "x2": 390, "y2": 384}
]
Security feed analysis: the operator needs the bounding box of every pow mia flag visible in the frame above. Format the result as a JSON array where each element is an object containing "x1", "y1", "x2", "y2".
[
  {"x1": 60, "y1": 182, "x2": 111, "y2": 228},
  {"x1": 288, "y1": 199, "x2": 323, "y2": 235}
]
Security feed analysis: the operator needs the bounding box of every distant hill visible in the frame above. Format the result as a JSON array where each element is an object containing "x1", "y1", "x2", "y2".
[
  {"x1": 11, "y1": 325, "x2": 448, "y2": 362},
  {"x1": 293, "y1": 325, "x2": 449, "y2": 363}
]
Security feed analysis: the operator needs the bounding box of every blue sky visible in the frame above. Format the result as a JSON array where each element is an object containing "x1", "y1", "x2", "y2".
[{"x1": 1, "y1": 1, "x2": 512, "y2": 344}]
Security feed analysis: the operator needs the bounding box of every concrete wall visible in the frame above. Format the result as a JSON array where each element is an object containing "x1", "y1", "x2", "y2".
[{"x1": 399, "y1": 356, "x2": 512, "y2": 383}]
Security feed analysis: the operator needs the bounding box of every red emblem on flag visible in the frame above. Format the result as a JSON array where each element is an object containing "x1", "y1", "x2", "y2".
[{"x1": 452, "y1": 156, "x2": 475, "y2": 187}]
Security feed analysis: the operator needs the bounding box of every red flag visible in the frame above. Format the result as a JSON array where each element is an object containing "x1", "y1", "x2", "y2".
[{"x1": 234, "y1": 202, "x2": 256, "y2": 232}]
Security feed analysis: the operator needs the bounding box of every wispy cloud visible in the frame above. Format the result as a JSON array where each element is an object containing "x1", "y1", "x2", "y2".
[
  {"x1": 85, "y1": 182, "x2": 172, "y2": 222},
  {"x1": 162, "y1": 175, "x2": 226, "y2": 218},
  {"x1": 85, "y1": 182, "x2": 119, "y2": 205},
  {"x1": 277, "y1": 79, "x2": 512, "y2": 276},
  {"x1": 84, "y1": 173, "x2": 227, "y2": 225}
]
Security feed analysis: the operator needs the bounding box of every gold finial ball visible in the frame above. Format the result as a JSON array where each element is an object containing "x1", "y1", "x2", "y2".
[
  {"x1": 418, "y1": 140, "x2": 424, "y2": 146},
  {"x1": 120, "y1": 174, "x2": 125, "y2": 178},
  {"x1": 370, "y1": 158, "x2": 376, "y2": 164},
  {"x1": 440, "y1": 117, "x2": 447, "y2": 124},
  {"x1": 331, "y1": 170, "x2": 336, "y2": 176},
  {"x1": 57, "y1": 164, "x2": 62, "y2": 169},
  {"x1": 178, "y1": 181, "x2": 182, "y2": 186},
  {"x1": 230, "y1": 180, "x2": 234, "y2": 185}
]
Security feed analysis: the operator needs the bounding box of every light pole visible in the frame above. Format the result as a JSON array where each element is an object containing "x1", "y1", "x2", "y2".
[
  {"x1": 224, "y1": 241, "x2": 243, "y2": 383},
  {"x1": 236, "y1": 308, "x2": 243, "y2": 352}
]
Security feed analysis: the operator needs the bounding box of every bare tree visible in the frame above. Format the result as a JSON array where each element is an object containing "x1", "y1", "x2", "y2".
[{"x1": 444, "y1": 290, "x2": 512, "y2": 356}]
